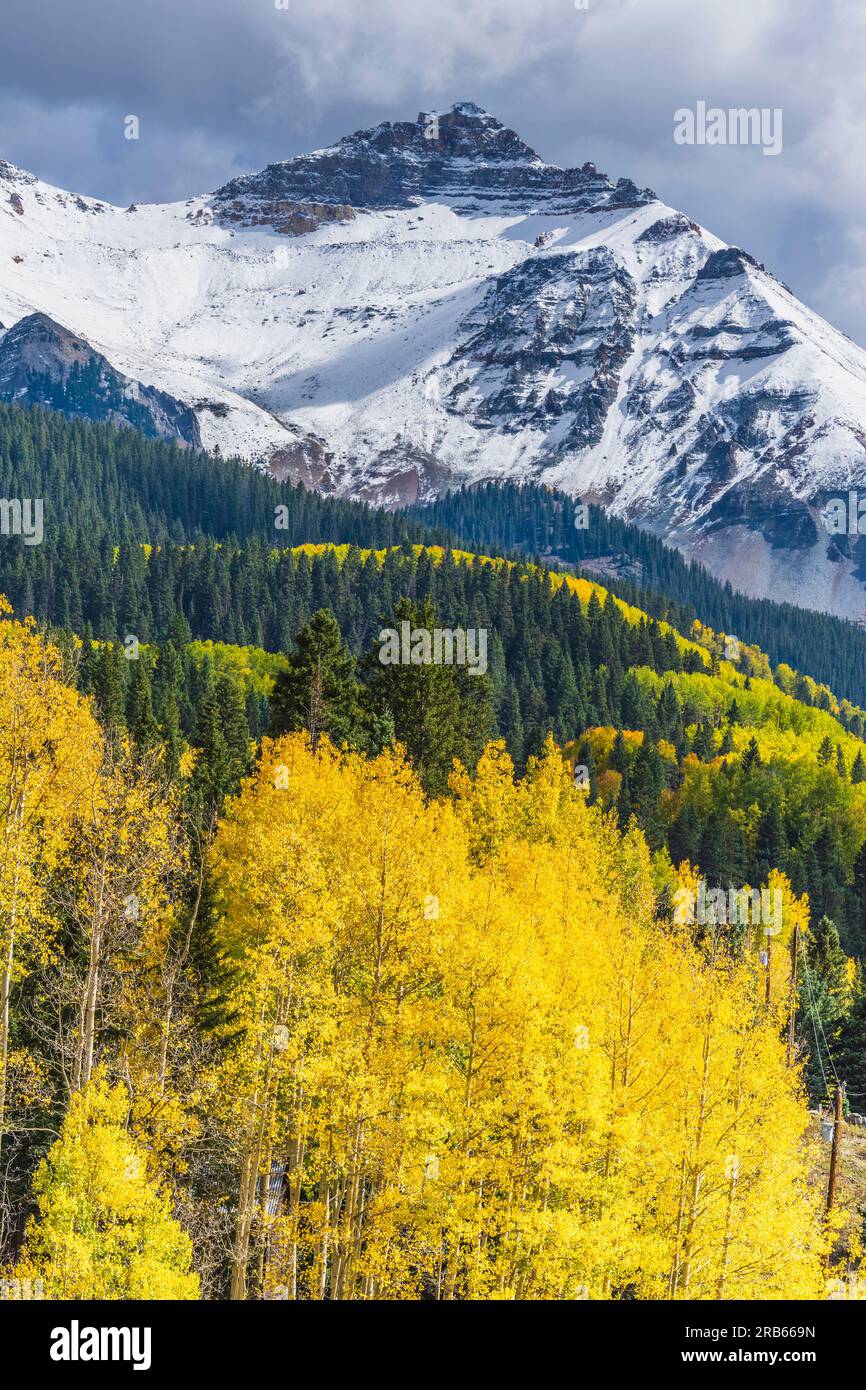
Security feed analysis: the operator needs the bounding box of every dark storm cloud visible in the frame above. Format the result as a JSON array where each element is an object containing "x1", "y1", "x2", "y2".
[{"x1": 2, "y1": 0, "x2": 866, "y2": 342}]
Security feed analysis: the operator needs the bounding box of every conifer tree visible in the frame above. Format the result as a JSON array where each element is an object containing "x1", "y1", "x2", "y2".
[
  {"x1": 91, "y1": 642, "x2": 126, "y2": 732},
  {"x1": 849, "y1": 840, "x2": 866, "y2": 956},
  {"x1": 817, "y1": 735, "x2": 834, "y2": 766},
  {"x1": 836, "y1": 988, "x2": 866, "y2": 1106},
  {"x1": 741, "y1": 735, "x2": 762, "y2": 772},
  {"x1": 126, "y1": 657, "x2": 159, "y2": 751},
  {"x1": 269, "y1": 608, "x2": 363, "y2": 751},
  {"x1": 364, "y1": 597, "x2": 493, "y2": 796},
  {"x1": 754, "y1": 801, "x2": 787, "y2": 881}
]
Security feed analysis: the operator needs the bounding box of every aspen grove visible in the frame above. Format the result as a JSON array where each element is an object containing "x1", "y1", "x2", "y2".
[{"x1": 0, "y1": 602, "x2": 845, "y2": 1300}]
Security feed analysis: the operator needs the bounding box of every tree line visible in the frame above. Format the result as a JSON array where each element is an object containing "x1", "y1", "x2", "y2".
[{"x1": 2, "y1": 400, "x2": 866, "y2": 704}]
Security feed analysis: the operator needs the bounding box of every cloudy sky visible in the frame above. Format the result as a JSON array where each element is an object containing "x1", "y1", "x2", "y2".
[{"x1": 3, "y1": 0, "x2": 866, "y2": 341}]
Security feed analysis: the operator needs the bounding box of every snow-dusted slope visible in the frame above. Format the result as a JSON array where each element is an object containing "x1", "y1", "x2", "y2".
[{"x1": 2, "y1": 102, "x2": 866, "y2": 617}]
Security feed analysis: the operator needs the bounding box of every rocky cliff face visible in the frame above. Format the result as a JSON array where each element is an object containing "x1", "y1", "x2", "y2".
[
  {"x1": 0, "y1": 314, "x2": 201, "y2": 446},
  {"x1": 439, "y1": 247, "x2": 637, "y2": 452},
  {"x1": 214, "y1": 101, "x2": 655, "y2": 216},
  {"x1": 213, "y1": 196, "x2": 355, "y2": 236}
]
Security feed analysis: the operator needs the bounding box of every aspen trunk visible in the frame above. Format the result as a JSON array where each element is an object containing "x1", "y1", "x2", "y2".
[
  {"x1": 231, "y1": 1026, "x2": 273, "y2": 1299},
  {"x1": 680, "y1": 1017, "x2": 713, "y2": 1293},
  {"x1": 668, "y1": 1149, "x2": 688, "y2": 1296},
  {"x1": 75, "y1": 909, "x2": 103, "y2": 1089},
  {"x1": 0, "y1": 789, "x2": 26, "y2": 1165},
  {"x1": 715, "y1": 1051, "x2": 745, "y2": 1298},
  {"x1": 0, "y1": 919, "x2": 15, "y2": 1165},
  {"x1": 231, "y1": 1144, "x2": 258, "y2": 1300},
  {"x1": 159, "y1": 851, "x2": 204, "y2": 1091}
]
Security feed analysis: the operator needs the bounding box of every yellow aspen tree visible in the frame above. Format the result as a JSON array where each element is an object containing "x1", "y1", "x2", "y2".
[
  {"x1": 210, "y1": 736, "x2": 361, "y2": 1299},
  {"x1": 12, "y1": 1073, "x2": 199, "y2": 1299},
  {"x1": 0, "y1": 602, "x2": 102, "y2": 1162},
  {"x1": 55, "y1": 739, "x2": 176, "y2": 1095}
]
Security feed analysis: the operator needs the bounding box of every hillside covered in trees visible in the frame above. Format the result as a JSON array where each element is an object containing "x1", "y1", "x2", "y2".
[
  {"x1": 63, "y1": 541, "x2": 866, "y2": 965},
  {"x1": 1, "y1": 402, "x2": 866, "y2": 1300},
  {"x1": 409, "y1": 482, "x2": 866, "y2": 708},
  {"x1": 2, "y1": 402, "x2": 866, "y2": 704},
  {"x1": 0, "y1": 609, "x2": 848, "y2": 1299}
]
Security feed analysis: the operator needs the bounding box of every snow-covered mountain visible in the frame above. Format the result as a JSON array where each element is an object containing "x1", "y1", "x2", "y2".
[{"x1": 3, "y1": 101, "x2": 866, "y2": 617}]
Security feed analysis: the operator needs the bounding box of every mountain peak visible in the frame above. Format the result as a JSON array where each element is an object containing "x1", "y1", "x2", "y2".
[
  {"x1": 213, "y1": 101, "x2": 654, "y2": 215},
  {"x1": 1, "y1": 311, "x2": 89, "y2": 357},
  {"x1": 416, "y1": 102, "x2": 544, "y2": 164},
  {"x1": 328, "y1": 101, "x2": 545, "y2": 168},
  {"x1": 0, "y1": 159, "x2": 36, "y2": 188},
  {"x1": 447, "y1": 100, "x2": 490, "y2": 116}
]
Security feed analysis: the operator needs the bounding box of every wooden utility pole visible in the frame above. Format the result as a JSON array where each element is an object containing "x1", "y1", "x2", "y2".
[
  {"x1": 787, "y1": 924, "x2": 799, "y2": 1067},
  {"x1": 827, "y1": 1082, "x2": 845, "y2": 1213}
]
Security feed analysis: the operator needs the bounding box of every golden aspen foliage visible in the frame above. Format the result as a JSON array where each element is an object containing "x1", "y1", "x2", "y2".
[
  {"x1": 0, "y1": 602, "x2": 103, "y2": 1159},
  {"x1": 0, "y1": 609, "x2": 202, "y2": 1288},
  {"x1": 207, "y1": 733, "x2": 833, "y2": 1300},
  {"x1": 56, "y1": 741, "x2": 180, "y2": 1095},
  {"x1": 12, "y1": 1073, "x2": 199, "y2": 1299}
]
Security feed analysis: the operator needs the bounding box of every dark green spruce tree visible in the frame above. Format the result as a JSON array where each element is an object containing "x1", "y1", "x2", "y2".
[
  {"x1": 363, "y1": 596, "x2": 493, "y2": 796},
  {"x1": 269, "y1": 608, "x2": 364, "y2": 752}
]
